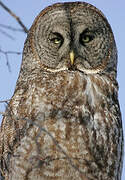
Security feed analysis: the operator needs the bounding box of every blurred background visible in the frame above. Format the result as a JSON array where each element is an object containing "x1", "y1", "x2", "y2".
[{"x1": 0, "y1": 0, "x2": 124, "y2": 179}]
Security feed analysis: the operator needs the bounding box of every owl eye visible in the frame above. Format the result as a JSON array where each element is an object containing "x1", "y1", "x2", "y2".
[
  {"x1": 80, "y1": 31, "x2": 94, "y2": 45},
  {"x1": 50, "y1": 32, "x2": 64, "y2": 47},
  {"x1": 53, "y1": 38, "x2": 62, "y2": 44}
]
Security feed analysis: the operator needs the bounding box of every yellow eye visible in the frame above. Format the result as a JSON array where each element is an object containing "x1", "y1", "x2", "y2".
[
  {"x1": 50, "y1": 32, "x2": 64, "y2": 47},
  {"x1": 80, "y1": 31, "x2": 94, "y2": 45},
  {"x1": 82, "y1": 35, "x2": 91, "y2": 43},
  {"x1": 53, "y1": 38, "x2": 62, "y2": 44}
]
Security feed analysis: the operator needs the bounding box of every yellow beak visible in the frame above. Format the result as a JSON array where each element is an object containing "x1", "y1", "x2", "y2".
[{"x1": 69, "y1": 51, "x2": 75, "y2": 65}]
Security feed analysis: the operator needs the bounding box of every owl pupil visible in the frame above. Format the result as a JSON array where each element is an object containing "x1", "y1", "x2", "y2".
[
  {"x1": 83, "y1": 35, "x2": 90, "y2": 42},
  {"x1": 79, "y1": 31, "x2": 94, "y2": 45},
  {"x1": 50, "y1": 32, "x2": 64, "y2": 47},
  {"x1": 54, "y1": 38, "x2": 61, "y2": 44}
]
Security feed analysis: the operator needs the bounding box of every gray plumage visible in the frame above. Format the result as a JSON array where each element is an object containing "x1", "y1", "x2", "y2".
[{"x1": 0, "y1": 2, "x2": 123, "y2": 180}]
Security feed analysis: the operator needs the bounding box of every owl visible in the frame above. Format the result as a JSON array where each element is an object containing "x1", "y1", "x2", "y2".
[{"x1": 0, "y1": 2, "x2": 123, "y2": 180}]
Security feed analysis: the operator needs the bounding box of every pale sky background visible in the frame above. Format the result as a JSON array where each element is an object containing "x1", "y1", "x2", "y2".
[{"x1": 0, "y1": 0, "x2": 125, "y2": 179}]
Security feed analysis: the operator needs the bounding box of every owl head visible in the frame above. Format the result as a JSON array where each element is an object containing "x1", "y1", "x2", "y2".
[{"x1": 21, "y1": 2, "x2": 117, "y2": 79}]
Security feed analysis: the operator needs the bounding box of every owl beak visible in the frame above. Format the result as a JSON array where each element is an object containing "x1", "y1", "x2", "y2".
[{"x1": 70, "y1": 51, "x2": 75, "y2": 65}]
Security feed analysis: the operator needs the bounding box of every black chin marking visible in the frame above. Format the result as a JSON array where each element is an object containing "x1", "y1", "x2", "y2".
[{"x1": 68, "y1": 65, "x2": 76, "y2": 71}]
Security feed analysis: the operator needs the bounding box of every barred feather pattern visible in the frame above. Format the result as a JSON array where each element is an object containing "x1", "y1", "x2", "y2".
[{"x1": 0, "y1": 71, "x2": 123, "y2": 180}]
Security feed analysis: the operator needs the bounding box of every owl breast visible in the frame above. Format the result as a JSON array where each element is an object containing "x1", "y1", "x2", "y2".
[{"x1": 8, "y1": 71, "x2": 122, "y2": 180}]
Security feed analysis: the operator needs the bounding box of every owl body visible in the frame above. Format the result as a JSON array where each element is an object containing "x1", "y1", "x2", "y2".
[{"x1": 0, "y1": 2, "x2": 123, "y2": 180}]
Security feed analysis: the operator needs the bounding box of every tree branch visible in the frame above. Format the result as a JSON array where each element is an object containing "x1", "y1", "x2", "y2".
[
  {"x1": 0, "y1": 99, "x2": 10, "y2": 103},
  {"x1": 0, "y1": 29, "x2": 15, "y2": 40},
  {"x1": 0, "y1": 24, "x2": 23, "y2": 32},
  {"x1": 0, "y1": 1, "x2": 28, "y2": 33},
  {"x1": 0, "y1": 112, "x2": 6, "y2": 116},
  {"x1": 0, "y1": 48, "x2": 22, "y2": 72}
]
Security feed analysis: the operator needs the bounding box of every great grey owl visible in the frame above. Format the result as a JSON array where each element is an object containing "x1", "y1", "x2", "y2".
[{"x1": 0, "y1": 2, "x2": 123, "y2": 180}]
